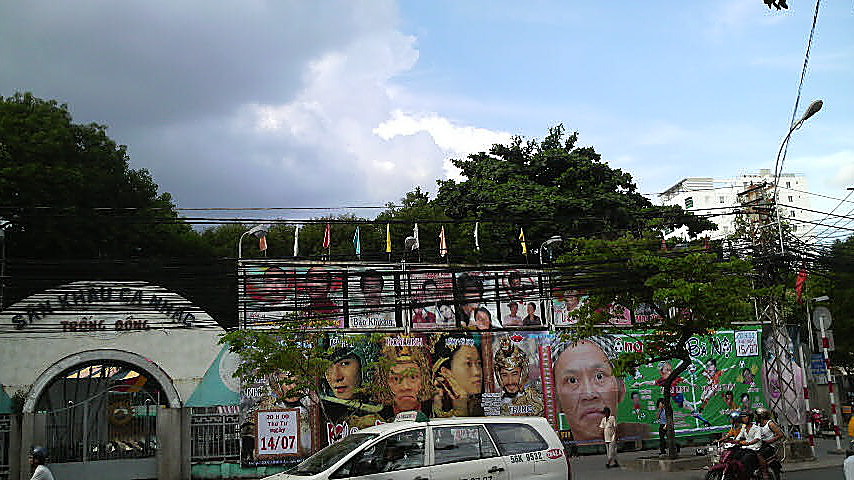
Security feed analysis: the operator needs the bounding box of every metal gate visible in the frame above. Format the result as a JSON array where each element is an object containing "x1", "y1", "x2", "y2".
[
  {"x1": 0, "y1": 415, "x2": 10, "y2": 480},
  {"x1": 44, "y1": 390, "x2": 158, "y2": 463}
]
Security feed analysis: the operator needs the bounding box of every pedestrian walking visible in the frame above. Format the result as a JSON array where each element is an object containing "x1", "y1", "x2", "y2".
[
  {"x1": 600, "y1": 406, "x2": 619, "y2": 468},
  {"x1": 29, "y1": 446, "x2": 54, "y2": 480}
]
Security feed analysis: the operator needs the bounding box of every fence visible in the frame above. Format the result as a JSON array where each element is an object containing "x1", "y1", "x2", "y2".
[
  {"x1": 0, "y1": 415, "x2": 9, "y2": 480},
  {"x1": 190, "y1": 407, "x2": 240, "y2": 462}
]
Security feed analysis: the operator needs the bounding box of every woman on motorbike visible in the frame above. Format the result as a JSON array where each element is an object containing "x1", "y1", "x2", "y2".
[
  {"x1": 755, "y1": 408, "x2": 784, "y2": 480},
  {"x1": 719, "y1": 411, "x2": 744, "y2": 444}
]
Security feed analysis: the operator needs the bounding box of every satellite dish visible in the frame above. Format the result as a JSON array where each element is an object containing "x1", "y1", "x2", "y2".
[{"x1": 812, "y1": 306, "x2": 832, "y2": 331}]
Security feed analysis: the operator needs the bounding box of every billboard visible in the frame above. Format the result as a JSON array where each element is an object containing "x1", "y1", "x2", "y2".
[{"x1": 238, "y1": 328, "x2": 766, "y2": 465}]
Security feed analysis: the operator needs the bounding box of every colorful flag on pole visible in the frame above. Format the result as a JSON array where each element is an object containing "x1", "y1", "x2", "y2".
[
  {"x1": 439, "y1": 226, "x2": 448, "y2": 257},
  {"x1": 795, "y1": 268, "x2": 808, "y2": 304},
  {"x1": 474, "y1": 221, "x2": 480, "y2": 252},
  {"x1": 412, "y1": 223, "x2": 420, "y2": 250},
  {"x1": 259, "y1": 234, "x2": 268, "y2": 252},
  {"x1": 322, "y1": 223, "x2": 331, "y2": 249},
  {"x1": 386, "y1": 223, "x2": 392, "y2": 253},
  {"x1": 353, "y1": 226, "x2": 361, "y2": 256},
  {"x1": 293, "y1": 225, "x2": 300, "y2": 257},
  {"x1": 519, "y1": 228, "x2": 528, "y2": 255}
]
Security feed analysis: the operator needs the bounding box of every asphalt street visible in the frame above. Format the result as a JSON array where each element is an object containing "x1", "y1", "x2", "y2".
[{"x1": 568, "y1": 437, "x2": 848, "y2": 480}]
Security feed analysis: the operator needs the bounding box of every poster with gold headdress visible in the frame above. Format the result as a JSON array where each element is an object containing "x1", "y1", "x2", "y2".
[
  {"x1": 487, "y1": 332, "x2": 545, "y2": 416},
  {"x1": 372, "y1": 334, "x2": 434, "y2": 422}
]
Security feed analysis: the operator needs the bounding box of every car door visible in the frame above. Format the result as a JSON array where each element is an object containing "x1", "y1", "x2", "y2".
[
  {"x1": 430, "y1": 425, "x2": 508, "y2": 480},
  {"x1": 329, "y1": 428, "x2": 431, "y2": 480},
  {"x1": 484, "y1": 423, "x2": 553, "y2": 479}
]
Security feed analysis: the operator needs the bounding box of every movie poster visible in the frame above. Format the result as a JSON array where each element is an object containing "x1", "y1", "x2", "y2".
[
  {"x1": 455, "y1": 271, "x2": 499, "y2": 330},
  {"x1": 241, "y1": 263, "x2": 298, "y2": 329},
  {"x1": 485, "y1": 332, "x2": 547, "y2": 416},
  {"x1": 347, "y1": 267, "x2": 399, "y2": 329},
  {"x1": 294, "y1": 265, "x2": 345, "y2": 329},
  {"x1": 497, "y1": 269, "x2": 544, "y2": 328},
  {"x1": 407, "y1": 271, "x2": 456, "y2": 330}
]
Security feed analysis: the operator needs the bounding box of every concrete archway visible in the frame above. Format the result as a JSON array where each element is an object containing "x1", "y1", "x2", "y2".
[{"x1": 23, "y1": 349, "x2": 182, "y2": 413}]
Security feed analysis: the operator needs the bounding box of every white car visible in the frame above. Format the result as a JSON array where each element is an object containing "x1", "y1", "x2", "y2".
[{"x1": 264, "y1": 415, "x2": 571, "y2": 480}]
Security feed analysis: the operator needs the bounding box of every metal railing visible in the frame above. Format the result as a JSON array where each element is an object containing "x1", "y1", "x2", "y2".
[
  {"x1": 0, "y1": 415, "x2": 10, "y2": 480},
  {"x1": 190, "y1": 408, "x2": 240, "y2": 462}
]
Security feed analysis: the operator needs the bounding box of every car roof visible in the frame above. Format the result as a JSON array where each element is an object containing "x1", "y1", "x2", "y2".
[{"x1": 356, "y1": 416, "x2": 550, "y2": 435}]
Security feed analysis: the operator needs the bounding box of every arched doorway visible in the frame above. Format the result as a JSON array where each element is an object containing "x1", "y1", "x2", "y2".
[{"x1": 26, "y1": 350, "x2": 182, "y2": 479}]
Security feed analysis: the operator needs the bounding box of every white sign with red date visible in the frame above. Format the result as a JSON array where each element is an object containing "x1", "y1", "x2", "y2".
[{"x1": 256, "y1": 409, "x2": 300, "y2": 456}]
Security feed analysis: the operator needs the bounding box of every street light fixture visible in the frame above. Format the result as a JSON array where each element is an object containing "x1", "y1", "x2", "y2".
[
  {"x1": 237, "y1": 224, "x2": 271, "y2": 259},
  {"x1": 539, "y1": 236, "x2": 564, "y2": 265},
  {"x1": 773, "y1": 99, "x2": 823, "y2": 253}
]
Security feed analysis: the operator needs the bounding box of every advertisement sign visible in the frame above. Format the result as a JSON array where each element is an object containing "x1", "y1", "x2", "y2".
[
  {"x1": 238, "y1": 327, "x2": 766, "y2": 464},
  {"x1": 256, "y1": 409, "x2": 300, "y2": 457}
]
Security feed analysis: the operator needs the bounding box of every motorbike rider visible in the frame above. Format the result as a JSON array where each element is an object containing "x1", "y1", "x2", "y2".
[
  {"x1": 755, "y1": 407, "x2": 784, "y2": 480},
  {"x1": 735, "y1": 411, "x2": 763, "y2": 476},
  {"x1": 719, "y1": 410, "x2": 744, "y2": 445}
]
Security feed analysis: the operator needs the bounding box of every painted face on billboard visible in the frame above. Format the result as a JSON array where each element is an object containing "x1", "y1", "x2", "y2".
[
  {"x1": 554, "y1": 339, "x2": 625, "y2": 441},
  {"x1": 499, "y1": 367, "x2": 524, "y2": 395},
  {"x1": 474, "y1": 308, "x2": 492, "y2": 330},
  {"x1": 388, "y1": 361, "x2": 422, "y2": 412},
  {"x1": 446, "y1": 345, "x2": 483, "y2": 396},
  {"x1": 306, "y1": 268, "x2": 332, "y2": 299},
  {"x1": 325, "y1": 356, "x2": 361, "y2": 400}
]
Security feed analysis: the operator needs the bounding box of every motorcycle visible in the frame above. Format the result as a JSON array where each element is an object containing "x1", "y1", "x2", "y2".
[
  {"x1": 810, "y1": 408, "x2": 833, "y2": 437},
  {"x1": 705, "y1": 441, "x2": 782, "y2": 480}
]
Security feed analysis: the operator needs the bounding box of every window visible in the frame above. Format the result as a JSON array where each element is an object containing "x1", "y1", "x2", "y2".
[
  {"x1": 684, "y1": 197, "x2": 693, "y2": 209},
  {"x1": 719, "y1": 196, "x2": 725, "y2": 204},
  {"x1": 432, "y1": 425, "x2": 497, "y2": 465},
  {"x1": 332, "y1": 429, "x2": 425, "y2": 477},
  {"x1": 792, "y1": 225, "x2": 798, "y2": 232},
  {"x1": 786, "y1": 181, "x2": 791, "y2": 188},
  {"x1": 790, "y1": 211, "x2": 796, "y2": 218},
  {"x1": 788, "y1": 196, "x2": 793, "y2": 202},
  {"x1": 485, "y1": 423, "x2": 548, "y2": 456}
]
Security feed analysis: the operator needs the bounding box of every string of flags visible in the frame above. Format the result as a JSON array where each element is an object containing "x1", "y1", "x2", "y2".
[{"x1": 257, "y1": 223, "x2": 534, "y2": 257}]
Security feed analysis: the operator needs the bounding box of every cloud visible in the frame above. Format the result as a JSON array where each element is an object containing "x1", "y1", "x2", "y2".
[{"x1": 787, "y1": 150, "x2": 854, "y2": 189}]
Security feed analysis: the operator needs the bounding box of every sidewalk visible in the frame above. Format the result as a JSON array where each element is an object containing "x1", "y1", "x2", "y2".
[{"x1": 568, "y1": 437, "x2": 847, "y2": 480}]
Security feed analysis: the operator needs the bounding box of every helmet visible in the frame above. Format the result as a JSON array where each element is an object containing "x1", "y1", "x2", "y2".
[
  {"x1": 755, "y1": 407, "x2": 772, "y2": 421},
  {"x1": 31, "y1": 446, "x2": 48, "y2": 462},
  {"x1": 729, "y1": 411, "x2": 742, "y2": 423}
]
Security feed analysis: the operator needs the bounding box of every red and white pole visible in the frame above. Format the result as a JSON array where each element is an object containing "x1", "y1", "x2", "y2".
[{"x1": 818, "y1": 321, "x2": 843, "y2": 451}]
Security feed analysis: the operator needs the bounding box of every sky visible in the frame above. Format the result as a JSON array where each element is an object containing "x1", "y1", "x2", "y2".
[{"x1": 1, "y1": 1, "x2": 852, "y2": 235}]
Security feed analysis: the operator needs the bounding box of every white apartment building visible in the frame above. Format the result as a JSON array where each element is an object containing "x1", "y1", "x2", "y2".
[{"x1": 658, "y1": 169, "x2": 813, "y2": 241}]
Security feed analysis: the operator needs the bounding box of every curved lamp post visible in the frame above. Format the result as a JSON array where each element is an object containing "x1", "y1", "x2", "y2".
[
  {"x1": 539, "y1": 236, "x2": 564, "y2": 265},
  {"x1": 773, "y1": 99, "x2": 823, "y2": 253},
  {"x1": 237, "y1": 224, "x2": 270, "y2": 259}
]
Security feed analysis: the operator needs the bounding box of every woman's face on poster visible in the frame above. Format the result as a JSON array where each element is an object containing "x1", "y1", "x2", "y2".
[{"x1": 444, "y1": 345, "x2": 483, "y2": 396}]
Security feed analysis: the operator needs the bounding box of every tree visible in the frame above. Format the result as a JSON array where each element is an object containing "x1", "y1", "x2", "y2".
[
  {"x1": 0, "y1": 92, "x2": 204, "y2": 259},
  {"x1": 434, "y1": 125, "x2": 714, "y2": 261},
  {"x1": 558, "y1": 235, "x2": 757, "y2": 458},
  {"x1": 823, "y1": 236, "x2": 854, "y2": 368}
]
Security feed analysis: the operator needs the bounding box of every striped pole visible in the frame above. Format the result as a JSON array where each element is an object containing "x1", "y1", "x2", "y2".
[
  {"x1": 818, "y1": 320, "x2": 843, "y2": 451},
  {"x1": 796, "y1": 341, "x2": 816, "y2": 456}
]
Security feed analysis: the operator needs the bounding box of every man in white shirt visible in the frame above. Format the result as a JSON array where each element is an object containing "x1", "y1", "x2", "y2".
[
  {"x1": 735, "y1": 412, "x2": 762, "y2": 476},
  {"x1": 29, "y1": 446, "x2": 55, "y2": 480},
  {"x1": 844, "y1": 441, "x2": 854, "y2": 480}
]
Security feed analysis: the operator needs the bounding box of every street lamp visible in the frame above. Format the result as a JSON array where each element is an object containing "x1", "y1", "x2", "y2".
[
  {"x1": 773, "y1": 99, "x2": 823, "y2": 253},
  {"x1": 0, "y1": 219, "x2": 10, "y2": 312},
  {"x1": 539, "y1": 236, "x2": 564, "y2": 265},
  {"x1": 237, "y1": 224, "x2": 271, "y2": 259}
]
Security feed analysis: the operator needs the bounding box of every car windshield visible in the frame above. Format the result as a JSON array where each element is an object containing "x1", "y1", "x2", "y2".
[{"x1": 289, "y1": 433, "x2": 378, "y2": 476}]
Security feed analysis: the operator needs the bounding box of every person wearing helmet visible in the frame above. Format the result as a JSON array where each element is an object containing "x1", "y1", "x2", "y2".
[
  {"x1": 756, "y1": 407, "x2": 784, "y2": 480},
  {"x1": 735, "y1": 412, "x2": 762, "y2": 476},
  {"x1": 718, "y1": 410, "x2": 744, "y2": 445},
  {"x1": 29, "y1": 446, "x2": 54, "y2": 480}
]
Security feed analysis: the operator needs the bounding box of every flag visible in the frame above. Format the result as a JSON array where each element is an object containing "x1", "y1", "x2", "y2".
[
  {"x1": 519, "y1": 228, "x2": 528, "y2": 255},
  {"x1": 353, "y1": 226, "x2": 361, "y2": 256},
  {"x1": 661, "y1": 237, "x2": 668, "y2": 251},
  {"x1": 293, "y1": 225, "x2": 300, "y2": 257},
  {"x1": 474, "y1": 221, "x2": 480, "y2": 252},
  {"x1": 322, "y1": 223, "x2": 331, "y2": 249},
  {"x1": 386, "y1": 223, "x2": 392, "y2": 253},
  {"x1": 259, "y1": 234, "x2": 268, "y2": 252},
  {"x1": 795, "y1": 268, "x2": 808, "y2": 304},
  {"x1": 439, "y1": 226, "x2": 448, "y2": 257},
  {"x1": 412, "y1": 223, "x2": 420, "y2": 250}
]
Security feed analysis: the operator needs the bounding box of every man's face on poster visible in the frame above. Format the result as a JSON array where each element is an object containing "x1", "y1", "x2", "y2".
[
  {"x1": 555, "y1": 340, "x2": 625, "y2": 441},
  {"x1": 388, "y1": 361, "x2": 422, "y2": 412},
  {"x1": 361, "y1": 275, "x2": 384, "y2": 303},
  {"x1": 499, "y1": 366, "x2": 523, "y2": 394},
  {"x1": 306, "y1": 269, "x2": 331, "y2": 299},
  {"x1": 325, "y1": 356, "x2": 361, "y2": 400}
]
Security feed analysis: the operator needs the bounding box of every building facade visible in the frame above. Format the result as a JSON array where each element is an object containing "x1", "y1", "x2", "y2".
[{"x1": 658, "y1": 169, "x2": 813, "y2": 241}]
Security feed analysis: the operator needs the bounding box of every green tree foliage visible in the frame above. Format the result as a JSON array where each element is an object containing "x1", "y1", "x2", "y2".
[
  {"x1": 433, "y1": 125, "x2": 714, "y2": 261},
  {"x1": 0, "y1": 92, "x2": 204, "y2": 259},
  {"x1": 824, "y1": 237, "x2": 854, "y2": 367},
  {"x1": 558, "y1": 235, "x2": 756, "y2": 457}
]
